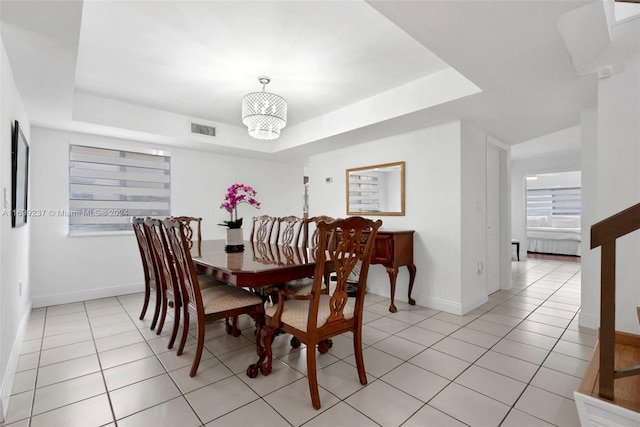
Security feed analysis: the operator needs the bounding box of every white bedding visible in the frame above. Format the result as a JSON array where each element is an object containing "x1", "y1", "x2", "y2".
[
  {"x1": 526, "y1": 215, "x2": 582, "y2": 256},
  {"x1": 527, "y1": 227, "x2": 581, "y2": 241}
]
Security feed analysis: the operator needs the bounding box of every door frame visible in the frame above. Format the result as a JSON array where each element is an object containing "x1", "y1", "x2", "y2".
[{"x1": 487, "y1": 137, "x2": 512, "y2": 292}]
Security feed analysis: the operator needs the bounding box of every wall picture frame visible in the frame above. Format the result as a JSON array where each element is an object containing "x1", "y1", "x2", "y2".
[{"x1": 11, "y1": 120, "x2": 29, "y2": 228}]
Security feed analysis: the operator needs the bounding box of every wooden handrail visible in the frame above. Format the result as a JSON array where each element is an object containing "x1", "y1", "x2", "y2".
[
  {"x1": 590, "y1": 202, "x2": 640, "y2": 401},
  {"x1": 591, "y1": 203, "x2": 640, "y2": 249}
]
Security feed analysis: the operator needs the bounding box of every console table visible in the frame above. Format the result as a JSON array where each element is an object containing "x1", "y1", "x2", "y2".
[{"x1": 370, "y1": 230, "x2": 416, "y2": 313}]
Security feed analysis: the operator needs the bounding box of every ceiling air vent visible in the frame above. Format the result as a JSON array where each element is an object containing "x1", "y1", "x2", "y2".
[{"x1": 191, "y1": 122, "x2": 216, "y2": 137}]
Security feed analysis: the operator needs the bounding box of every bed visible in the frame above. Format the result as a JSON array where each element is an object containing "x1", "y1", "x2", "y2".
[{"x1": 527, "y1": 215, "x2": 582, "y2": 256}]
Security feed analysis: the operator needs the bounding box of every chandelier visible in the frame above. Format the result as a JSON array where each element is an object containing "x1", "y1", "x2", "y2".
[{"x1": 241, "y1": 76, "x2": 287, "y2": 140}]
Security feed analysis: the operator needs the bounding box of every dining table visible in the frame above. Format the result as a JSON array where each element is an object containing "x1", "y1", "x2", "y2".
[{"x1": 191, "y1": 239, "x2": 318, "y2": 288}]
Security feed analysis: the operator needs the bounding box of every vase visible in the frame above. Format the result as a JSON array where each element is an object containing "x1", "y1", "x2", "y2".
[{"x1": 225, "y1": 227, "x2": 244, "y2": 252}]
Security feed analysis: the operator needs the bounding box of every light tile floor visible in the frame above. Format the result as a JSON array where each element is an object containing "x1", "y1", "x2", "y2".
[{"x1": 1, "y1": 258, "x2": 594, "y2": 426}]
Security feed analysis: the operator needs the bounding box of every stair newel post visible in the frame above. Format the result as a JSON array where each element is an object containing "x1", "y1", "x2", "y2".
[{"x1": 599, "y1": 241, "x2": 616, "y2": 401}]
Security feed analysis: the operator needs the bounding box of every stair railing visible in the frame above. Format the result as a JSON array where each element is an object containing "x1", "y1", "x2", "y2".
[{"x1": 590, "y1": 202, "x2": 640, "y2": 401}]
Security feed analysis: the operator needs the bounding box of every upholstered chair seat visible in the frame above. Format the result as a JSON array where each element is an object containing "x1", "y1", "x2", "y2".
[
  {"x1": 265, "y1": 294, "x2": 354, "y2": 332},
  {"x1": 201, "y1": 285, "x2": 263, "y2": 314}
]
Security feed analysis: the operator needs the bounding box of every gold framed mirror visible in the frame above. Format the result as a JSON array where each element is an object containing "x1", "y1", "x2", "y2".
[{"x1": 346, "y1": 161, "x2": 405, "y2": 216}]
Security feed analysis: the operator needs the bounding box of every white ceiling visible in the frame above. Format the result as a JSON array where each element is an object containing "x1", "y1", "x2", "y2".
[
  {"x1": 76, "y1": 1, "x2": 450, "y2": 127},
  {"x1": 1, "y1": 0, "x2": 601, "y2": 162}
]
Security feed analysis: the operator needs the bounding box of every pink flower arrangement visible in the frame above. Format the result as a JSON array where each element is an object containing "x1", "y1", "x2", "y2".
[{"x1": 219, "y1": 183, "x2": 261, "y2": 228}]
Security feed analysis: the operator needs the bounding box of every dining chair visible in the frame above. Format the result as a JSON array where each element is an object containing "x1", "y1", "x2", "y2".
[
  {"x1": 171, "y1": 216, "x2": 202, "y2": 256},
  {"x1": 250, "y1": 216, "x2": 382, "y2": 409},
  {"x1": 274, "y1": 215, "x2": 305, "y2": 246},
  {"x1": 131, "y1": 217, "x2": 161, "y2": 330},
  {"x1": 250, "y1": 215, "x2": 276, "y2": 243},
  {"x1": 172, "y1": 215, "x2": 222, "y2": 290},
  {"x1": 163, "y1": 217, "x2": 265, "y2": 377},
  {"x1": 144, "y1": 217, "x2": 183, "y2": 348},
  {"x1": 283, "y1": 215, "x2": 335, "y2": 348},
  {"x1": 284, "y1": 215, "x2": 335, "y2": 294},
  {"x1": 302, "y1": 215, "x2": 335, "y2": 251},
  {"x1": 148, "y1": 217, "x2": 228, "y2": 343}
]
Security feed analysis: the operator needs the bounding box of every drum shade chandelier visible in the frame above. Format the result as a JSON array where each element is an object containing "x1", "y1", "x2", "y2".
[{"x1": 241, "y1": 76, "x2": 287, "y2": 140}]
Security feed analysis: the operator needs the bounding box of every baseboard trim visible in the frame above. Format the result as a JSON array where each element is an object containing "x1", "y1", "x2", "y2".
[
  {"x1": 461, "y1": 293, "x2": 489, "y2": 315},
  {"x1": 423, "y1": 296, "x2": 464, "y2": 315},
  {"x1": 580, "y1": 312, "x2": 599, "y2": 330},
  {"x1": 368, "y1": 284, "x2": 469, "y2": 316},
  {"x1": 0, "y1": 302, "x2": 32, "y2": 423},
  {"x1": 31, "y1": 283, "x2": 142, "y2": 308}
]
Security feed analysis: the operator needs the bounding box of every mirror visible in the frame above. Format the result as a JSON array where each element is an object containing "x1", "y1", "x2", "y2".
[{"x1": 346, "y1": 161, "x2": 405, "y2": 216}]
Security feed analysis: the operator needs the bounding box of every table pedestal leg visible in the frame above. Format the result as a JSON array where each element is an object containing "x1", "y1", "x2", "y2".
[{"x1": 247, "y1": 321, "x2": 275, "y2": 378}]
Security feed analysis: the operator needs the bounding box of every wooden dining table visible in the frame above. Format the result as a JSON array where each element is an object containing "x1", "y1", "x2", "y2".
[{"x1": 191, "y1": 239, "x2": 318, "y2": 287}]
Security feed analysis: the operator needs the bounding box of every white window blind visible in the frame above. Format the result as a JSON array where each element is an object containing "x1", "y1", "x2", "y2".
[
  {"x1": 526, "y1": 186, "x2": 581, "y2": 217},
  {"x1": 69, "y1": 145, "x2": 170, "y2": 233}
]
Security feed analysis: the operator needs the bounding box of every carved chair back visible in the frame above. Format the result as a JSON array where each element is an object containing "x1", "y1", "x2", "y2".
[
  {"x1": 171, "y1": 216, "x2": 202, "y2": 256},
  {"x1": 311, "y1": 216, "x2": 381, "y2": 326},
  {"x1": 303, "y1": 215, "x2": 335, "y2": 252},
  {"x1": 275, "y1": 215, "x2": 305, "y2": 246},
  {"x1": 131, "y1": 217, "x2": 154, "y2": 286},
  {"x1": 250, "y1": 215, "x2": 276, "y2": 243},
  {"x1": 163, "y1": 218, "x2": 202, "y2": 317}
]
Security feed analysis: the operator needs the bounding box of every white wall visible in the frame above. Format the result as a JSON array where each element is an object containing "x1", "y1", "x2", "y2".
[
  {"x1": 510, "y1": 126, "x2": 581, "y2": 260},
  {"x1": 461, "y1": 124, "x2": 489, "y2": 311},
  {"x1": 0, "y1": 36, "x2": 31, "y2": 421},
  {"x1": 526, "y1": 171, "x2": 581, "y2": 190},
  {"x1": 580, "y1": 52, "x2": 640, "y2": 333},
  {"x1": 580, "y1": 106, "x2": 599, "y2": 330},
  {"x1": 307, "y1": 120, "x2": 498, "y2": 314},
  {"x1": 28, "y1": 128, "x2": 304, "y2": 307}
]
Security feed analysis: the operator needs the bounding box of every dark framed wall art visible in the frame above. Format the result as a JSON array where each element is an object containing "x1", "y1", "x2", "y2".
[{"x1": 11, "y1": 120, "x2": 29, "y2": 228}]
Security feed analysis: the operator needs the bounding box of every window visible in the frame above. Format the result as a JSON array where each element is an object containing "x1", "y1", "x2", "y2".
[
  {"x1": 526, "y1": 186, "x2": 581, "y2": 217},
  {"x1": 69, "y1": 145, "x2": 170, "y2": 233}
]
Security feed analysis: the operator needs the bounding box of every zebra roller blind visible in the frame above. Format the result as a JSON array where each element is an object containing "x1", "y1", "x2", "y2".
[
  {"x1": 69, "y1": 145, "x2": 171, "y2": 233},
  {"x1": 526, "y1": 186, "x2": 581, "y2": 216}
]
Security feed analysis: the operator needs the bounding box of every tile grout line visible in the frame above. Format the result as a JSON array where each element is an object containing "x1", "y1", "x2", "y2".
[
  {"x1": 26, "y1": 307, "x2": 47, "y2": 427},
  {"x1": 83, "y1": 300, "x2": 119, "y2": 426}
]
